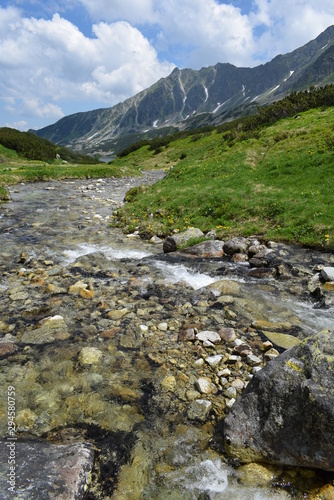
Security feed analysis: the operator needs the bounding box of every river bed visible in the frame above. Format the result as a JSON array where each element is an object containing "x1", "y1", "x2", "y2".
[{"x1": 0, "y1": 172, "x2": 333, "y2": 499}]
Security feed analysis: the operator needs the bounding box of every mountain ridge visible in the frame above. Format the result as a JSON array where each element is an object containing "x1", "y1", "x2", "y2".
[{"x1": 33, "y1": 25, "x2": 334, "y2": 156}]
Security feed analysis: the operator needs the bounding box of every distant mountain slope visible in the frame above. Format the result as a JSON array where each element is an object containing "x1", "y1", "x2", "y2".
[{"x1": 34, "y1": 25, "x2": 334, "y2": 156}]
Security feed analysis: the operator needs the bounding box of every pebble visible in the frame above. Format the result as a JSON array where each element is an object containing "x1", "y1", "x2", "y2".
[
  {"x1": 205, "y1": 355, "x2": 223, "y2": 368},
  {"x1": 195, "y1": 377, "x2": 218, "y2": 395},
  {"x1": 196, "y1": 330, "x2": 221, "y2": 344}
]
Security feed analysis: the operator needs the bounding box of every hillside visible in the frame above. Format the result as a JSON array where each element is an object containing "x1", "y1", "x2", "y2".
[
  {"x1": 34, "y1": 26, "x2": 334, "y2": 156},
  {"x1": 110, "y1": 97, "x2": 334, "y2": 250}
]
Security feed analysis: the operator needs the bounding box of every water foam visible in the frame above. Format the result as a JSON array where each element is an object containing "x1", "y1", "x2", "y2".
[
  {"x1": 153, "y1": 261, "x2": 219, "y2": 290},
  {"x1": 62, "y1": 243, "x2": 153, "y2": 264}
]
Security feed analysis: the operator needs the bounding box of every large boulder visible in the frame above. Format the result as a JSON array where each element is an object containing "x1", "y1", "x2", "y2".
[
  {"x1": 163, "y1": 228, "x2": 204, "y2": 253},
  {"x1": 224, "y1": 328, "x2": 334, "y2": 471}
]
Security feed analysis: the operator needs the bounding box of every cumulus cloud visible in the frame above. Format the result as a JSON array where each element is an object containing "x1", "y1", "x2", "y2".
[
  {"x1": 251, "y1": 0, "x2": 334, "y2": 58},
  {"x1": 0, "y1": 6, "x2": 174, "y2": 128},
  {"x1": 1, "y1": 0, "x2": 334, "y2": 131}
]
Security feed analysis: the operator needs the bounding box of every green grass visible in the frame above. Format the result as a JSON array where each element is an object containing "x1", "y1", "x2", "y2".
[
  {"x1": 111, "y1": 107, "x2": 334, "y2": 250},
  {"x1": 0, "y1": 150, "x2": 142, "y2": 203}
]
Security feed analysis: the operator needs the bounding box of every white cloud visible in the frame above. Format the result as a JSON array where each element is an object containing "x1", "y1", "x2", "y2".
[
  {"x1": 251, "y1": 0, "x2": 334, "y2": 58},
  {"x1": 0, "y1": 7, "x2": 174, "y2": 128}
]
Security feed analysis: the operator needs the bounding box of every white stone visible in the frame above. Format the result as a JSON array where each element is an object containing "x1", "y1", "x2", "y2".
[
  {"x1": 225, "y1": 386, "x2": 237, "y2": 399},
  {"x1": 158, "y1": 322, "x2": 168, "y2": 331},
  {"x1": 205, "y1": 355, "x2": 223, "y2": 368},
  {"x1": 196, "y1": 330, "x2": 221, "y2": 344},
  {"x1": 139, "y1": 324, "x2": 148, "y2": 332},
  {"x1": 195, "y1": 377, "x2": 218, "y2": 395},
  {"x1": 321, "y1": 267, "x2": 334, "y2": 282},
  {"x1": 226, "y1": 398, "x2": 236, "y2": 408}
]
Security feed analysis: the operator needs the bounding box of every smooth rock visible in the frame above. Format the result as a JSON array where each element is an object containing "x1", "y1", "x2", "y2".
[
  {"x1": 207, "y1": 280, "x2": 241, "y2": 297},
  {"x1": 195, "y1": 377, "x2": 218, "y2": 395},
  {"x1": 0, "y1": 440, "x2": 94, "y2": 499},
  {"x1": 196, "y1": 330, "x2": 221, "y2": 344},
  {"x1": 205, "y1": 354, "x2": 223, "y2": 368},
  {"x1": 262, "y1": 331, "x2": 300, "y2": 349},
  {"x1": 180, "y1": 240, "x2": 224, "y2": 258}
]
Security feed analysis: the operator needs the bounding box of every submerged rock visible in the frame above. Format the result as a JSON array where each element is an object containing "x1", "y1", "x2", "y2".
[
  {"x1": 224, "y1": 328, "x2": 334, "y2": 471},
  {"x1": 0, "y1": 440, "x2": 94, "y2": 499}
]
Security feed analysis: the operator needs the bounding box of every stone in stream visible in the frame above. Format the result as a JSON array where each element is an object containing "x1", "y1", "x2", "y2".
[
  {"x1": 187, "y1": 399, "x2": 213, "y2": 422},
  {"x1": 163, "y1": 227, "x2": 204, "y2": 253},
  {"x1": 224, "y1": 328, "x2": 334, "y2": 471},
  {"x1": 179, "y1": 240, "x2": 225, "y2": 258},
  {"x1": 0, "y1": 440, "x2": 94, "y2": 499},
  {"x1": 223, "y1": 237, "x2": 248, "y2": 256},
  {"x1": 20, "y1": 315, "x2": 70, "y2": 345},
  {"x1": 321, "y1": 267, "x2": 334, "y2": 282}
]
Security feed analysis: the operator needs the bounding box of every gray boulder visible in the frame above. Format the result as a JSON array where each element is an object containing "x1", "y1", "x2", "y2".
[
  {"x1": 163, "y1": 228, "x2": 204, "y2": 253},
  {"x1": 224, "y1": 328, "x2": 334, "y2": 471},
  {"x1": 223, "y1": 237, "x2": 248, "y2": 256}
]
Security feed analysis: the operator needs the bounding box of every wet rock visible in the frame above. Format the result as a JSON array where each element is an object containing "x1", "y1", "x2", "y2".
[
  {"x1": 180, "y1": 240, "x2": 224, "y2": 258},
  {"x1": 261, "y1": 331, "x2": 301, "y2": 349},
  {"x1": 249, "y1": 249, "x2": 274, "y2": 268},
  {"x1": 20, "y1": 315, "x2": 70, "y2": 345},
  {"x1": 238, "y1": 462, "x2": 282, "y2": 487},
  {"x1": 163, "y1": 228, "x2": 204, "y2": 253},
  {"x1": 0, "y1": 440, "x2": 94, "y2": 499},
  {"x1": 161, "y1": 375, "x2": 177, "y2": 392},
  {"x1": 247, "y1": 267, "x2": 277, "y2": 279},
  {"x1": 224, "y1": 327, "x2": 334, "y2": 471},
  {"x1": 187, "y1": 399, "x2": 212, "y2": 422},
  {"x1": 223, "y1": 237, "x2": 248, "y2": 256},
  {"x1": 107, "y1": 308, "x2": 129, "y2": 320},
  {"x1": 18, "y1": 251, "x2": 29, "y2": 263},
  {"x1": 207, "y1": 279, "x2": 241, "y2": 297},
  {"x1": 79, "y1": 347, "x2": 103, "y2": 365},
  {"x1": 195, "y1": 330, "x2": 221, "y2": 344},
  {"x1": 0, "y1": 342, "x2": 18, "y2": 358}
]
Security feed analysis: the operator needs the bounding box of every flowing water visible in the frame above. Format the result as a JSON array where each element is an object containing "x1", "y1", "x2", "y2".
[{"x1": 0, "y1": 173, "x2": 333, "y2": 499}]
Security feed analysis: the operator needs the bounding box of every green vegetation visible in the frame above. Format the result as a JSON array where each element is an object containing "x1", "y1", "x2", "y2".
[
  {"x1": 0, "y1": 139, "x2": 140, "y2": 203},
  {"x1": 111, "y1": 102, "x2": 334, "y2": 250},
  {"x1": 0, "y1": 127, "x2": 100, "y2": 163}
]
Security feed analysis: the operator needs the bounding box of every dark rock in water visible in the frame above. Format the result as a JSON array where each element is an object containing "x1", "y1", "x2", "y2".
[
  {"x1": 163, "y1": 228, "x2": 204, "y2": 253},
  {"x1": 0, "y1": 440, "x2": 94, "y2": 499},
  {"x1": 224, "y1": 328, "x2": 334, "y2": 471}
]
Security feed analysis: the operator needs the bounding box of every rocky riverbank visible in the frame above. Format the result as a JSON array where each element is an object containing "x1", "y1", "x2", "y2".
[{"x1": 0, "y1": 173, "x2": 334, "y2": 498}]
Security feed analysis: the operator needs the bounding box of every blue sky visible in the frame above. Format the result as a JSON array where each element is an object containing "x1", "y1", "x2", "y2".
[{"x1": 0, "y1": 0, "x2": 334, "y2": 131}]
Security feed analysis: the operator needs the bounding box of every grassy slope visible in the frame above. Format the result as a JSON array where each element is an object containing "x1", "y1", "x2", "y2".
[
  {"x1": 111, "y1": 107, "x2": 334, "y2": 249},
  {"x1": 0, "y1": 143, "x2": 141, "y2": 202}
]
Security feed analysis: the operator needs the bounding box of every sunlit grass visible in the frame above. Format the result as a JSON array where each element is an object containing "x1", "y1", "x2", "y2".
[{"x1": 112, "y1": 107, "x2": 334, "y2": 249}]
